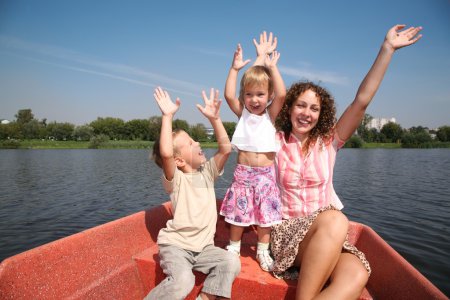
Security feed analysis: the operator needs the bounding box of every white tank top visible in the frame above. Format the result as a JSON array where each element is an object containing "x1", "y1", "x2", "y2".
[{"x1": 231, "y1": 108, "x2": 278, "y2": 153}]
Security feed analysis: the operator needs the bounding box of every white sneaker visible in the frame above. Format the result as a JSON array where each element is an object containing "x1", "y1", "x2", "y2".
[
  {"x1": 226, "y1": 244, "x2": 240, "y2": 256},
  {"x1": 256, "y1": 249, "x2": 274, "y2": 272}
]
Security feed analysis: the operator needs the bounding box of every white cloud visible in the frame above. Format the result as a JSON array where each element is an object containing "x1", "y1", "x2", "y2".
[
  {"x1": 0, "y1": 35, "x2": 204, "y2": 96},
  {"x1": 278, "y1": 64, "x2": 349, "y2": 85}
]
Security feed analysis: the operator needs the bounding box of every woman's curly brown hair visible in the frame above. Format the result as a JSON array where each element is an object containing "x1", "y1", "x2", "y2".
[{"x1": 275, "y1": 81, "x2": 336, "y2": 150}]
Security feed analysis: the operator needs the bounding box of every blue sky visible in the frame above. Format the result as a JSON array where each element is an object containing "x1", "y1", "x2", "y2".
[{"x1": 0, "y1": 0, "x2": 449, "y2": 129}]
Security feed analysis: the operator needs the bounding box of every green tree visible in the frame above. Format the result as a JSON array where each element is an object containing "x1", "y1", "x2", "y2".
[
  {"x1": 148, "y1": 116, "x2": 162, "y2": 141},
  {"x1": 90, "y1": 117, "x2": 126, "y2": 140},
  {"x1": 380, "y1": 122, "x2": 403, "y2": 143},
  {"x1": 401, "y1": 132, "x2": 433, "y2": 148},
  {"x1": 356, "y1": 114, "x2": 373, "y2": 141},
  {"x1": 401, "y1": 126, "x2": 432, "y2": 148},
  {"x1": 344, "y1": 135, "x2": 363, "y2": 148},
  {"x1": 0, "y1": 122, "x2": 22, "y2": 139},
  {"x1": 190, "y1": 123, "x2": 208, "y2": 142},
  {"x1": 408, "y1": 126, "x2": 429, "y2": 135},
  {"x1": 46, "y1": 122, "x2": 75, "y2": 140},
  {"x1": 22, "y1": 119, "x2": 44, "y2": 139},
  {"x1": 173, "y1": 119, "x2": 190, "y2": 133},
  {"x1": 15, "y1": 109, "x2": 34, "y2": 124},
  {"x1": 222, "y1": 121, "x2": 237, "y2": 140},
  {"x1": 436, "y1": 126, "x2": 450, "y2": 142},
  {"x1": 125, "y1": 119, "x2": 149, "y2": 140},
  {"x1": 366, "y1": 128, "x2": 382, "y2": 143},
  {"x1": 13, "y1": 109, "x2": 45, "y2": 139},
  {"x1": 73, "y1": 125, "x2": 95, "y2": 141}
]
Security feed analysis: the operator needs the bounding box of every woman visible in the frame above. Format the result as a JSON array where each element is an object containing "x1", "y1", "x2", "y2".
[{"x1": 271, "y1": 24, "x2": 422, "y2": 300}]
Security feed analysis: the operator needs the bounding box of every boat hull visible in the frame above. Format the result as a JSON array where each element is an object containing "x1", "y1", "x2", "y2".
[{"x1": 0, "y1": 200, "x2": 446, "y2": 299}]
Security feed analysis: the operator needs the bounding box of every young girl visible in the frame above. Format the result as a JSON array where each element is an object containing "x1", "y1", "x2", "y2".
[{"x1": 219, "y1": 32, "x2": 285, "y2": 272}]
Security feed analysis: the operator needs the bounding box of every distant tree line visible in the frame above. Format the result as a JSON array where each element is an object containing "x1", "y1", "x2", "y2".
[
  {"x1": 1, "y1": 110, "x2": 449, "y2": 149},
  {"x1": 0, "y1": 109, "x2": 237, "y2": 144},
  {"x1": 345, "y1": 113, "x2": 450, "y2": 148}
]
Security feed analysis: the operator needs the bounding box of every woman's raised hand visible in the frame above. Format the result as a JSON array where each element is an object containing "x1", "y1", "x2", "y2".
[{"x1": 385, "y1": 24, "x2": 422, "y2": 50}]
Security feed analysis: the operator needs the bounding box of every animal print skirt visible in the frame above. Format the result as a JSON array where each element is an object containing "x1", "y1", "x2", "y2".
[{"x1": 270, "y1": 205, "x2": 371, "y2": 279}]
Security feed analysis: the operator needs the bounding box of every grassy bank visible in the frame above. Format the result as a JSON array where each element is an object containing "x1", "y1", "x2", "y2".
[
  {"x1": 361, "y1": 142, "x2": 401, "y2": 149},
  {"x1": 1, "y1": 139, "x2": 152, "y2": 149},
  {"x1": 1, "y1": 139, "x2": 448, "y2": 149},
  {"x1": 0, "y1": 139, "x2": 219, "y2": 149}
]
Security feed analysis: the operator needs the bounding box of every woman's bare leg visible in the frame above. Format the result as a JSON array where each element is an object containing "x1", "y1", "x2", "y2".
[
  {"x1": 315, "y1": 252, "x2": 369, "y2": 300},
  {"x1": 294, "y1": 210, "x2": 349, "y2": 300}
]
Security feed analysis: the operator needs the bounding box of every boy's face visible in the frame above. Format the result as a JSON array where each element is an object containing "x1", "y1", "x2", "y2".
[{"x1": 173, "y1": 131, "x2": 206, "y2": 171}]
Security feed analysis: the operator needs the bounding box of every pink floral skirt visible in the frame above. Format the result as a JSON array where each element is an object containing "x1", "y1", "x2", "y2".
[{"x1": 220, "y1": 164, "x2": 282, "y2": 227}]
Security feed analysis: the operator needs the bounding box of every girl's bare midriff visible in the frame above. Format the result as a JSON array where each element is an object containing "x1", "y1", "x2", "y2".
[{"x1": 237, "y1": 150, "x2": 275, "y2": 167}]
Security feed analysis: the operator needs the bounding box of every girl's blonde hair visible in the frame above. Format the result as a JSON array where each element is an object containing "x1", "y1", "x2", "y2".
[{"x1": 238, "y1": 65, "x2": 274, "y2": 104}]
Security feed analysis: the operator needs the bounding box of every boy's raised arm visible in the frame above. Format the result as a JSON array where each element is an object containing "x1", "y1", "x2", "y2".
[
  {"x1": 154, "y1": 87, "x2": 180, "y2": 181},
  {"x1": 197, "y1": 88, "x2": 231, "y2": 172}
]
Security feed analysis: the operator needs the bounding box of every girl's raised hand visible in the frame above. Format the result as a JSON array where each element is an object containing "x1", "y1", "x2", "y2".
[
  {"x1": 232, "y1": 44, "x2": 251, "y2": 71},
  {"x1": 197, "y1": 88, "x2": 222, "y2": 120},
  {"x1": 253, "y1": 31, "x2": 277, "y2": 57},
  {"x1": 385, "y1": 24, "x2": 423, "y2": 50},
  {"x1": 264, "y1": 51, "x2": 281, "y2": 68},
  {"x1": 153, "y1": 87, "x2": 180, "y2": 117}
]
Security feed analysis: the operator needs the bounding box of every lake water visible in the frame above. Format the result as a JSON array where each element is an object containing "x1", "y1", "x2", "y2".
[{"x1": 0, "y1": 148, "x2": 449, "y2": 296}]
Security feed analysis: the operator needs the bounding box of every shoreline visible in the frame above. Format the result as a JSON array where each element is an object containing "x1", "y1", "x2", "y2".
[{"x1": 1, "y1": 139, "x2": 449, "y2": 149}]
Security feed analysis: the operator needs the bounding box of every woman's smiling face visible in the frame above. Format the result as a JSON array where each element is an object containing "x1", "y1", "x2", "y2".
[{"x1": 289, "y1": 89, "x2": 321, "y2": 141}]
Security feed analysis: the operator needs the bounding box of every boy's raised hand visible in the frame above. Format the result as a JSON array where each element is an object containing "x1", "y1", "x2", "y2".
[
  {"x1": 264, "y1": 51, "x2": 281, "y2": 68},
  {"x1": 153, "y1": 87, "x2": 180, "y2": 117},
  {"x1": 385, "y1": 24, "x2": 422, "y2": 51},
  {"x1": 253, "y1": 31, "x2": 277, "y2": 57},
  {"x1": 197, "y1": 88, "x2": 222, "y2": 120},
  {"x1": 232, "y1": 44, "x2": 251, "y2": 71}
]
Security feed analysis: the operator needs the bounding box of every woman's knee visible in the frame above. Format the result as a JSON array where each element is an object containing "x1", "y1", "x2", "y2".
[
  {"x1": 315, "y1": 210, "x2": 349, "y2": 239},
  {"x1": 330, "y1": 255, "x2": 369, "y2": 299},
  {"x1": 351, "y1": 265, "x2": 369, "y2": 290},
  {"x1": 343, "y1": 265, "x2": 369, "y2": 298}
]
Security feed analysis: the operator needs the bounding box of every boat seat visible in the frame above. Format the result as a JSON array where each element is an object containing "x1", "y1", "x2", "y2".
[{"x1": 134, "y1": 215, "x2": 374, "y2": 300}]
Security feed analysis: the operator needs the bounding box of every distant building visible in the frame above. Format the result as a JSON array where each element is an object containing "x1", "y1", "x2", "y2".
[
  {"x1": 367, "y1": 117, "x2": 396, "y2": 131},
  {"x1": 205, "y1": 128, "x2": 214, "y2": 137},
  {"x1": 1, "y1": 119, "x2": 11, "y2": 125}
]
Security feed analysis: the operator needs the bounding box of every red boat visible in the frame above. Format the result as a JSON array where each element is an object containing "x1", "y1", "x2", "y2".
[{"x1": 0, "y1": 200, "x2": 447, "y2": 299}]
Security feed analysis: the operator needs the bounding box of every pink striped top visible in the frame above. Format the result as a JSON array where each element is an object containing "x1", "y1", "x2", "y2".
[{"x1": 275, "y1": 131, "x2": 345, "y2": 219}]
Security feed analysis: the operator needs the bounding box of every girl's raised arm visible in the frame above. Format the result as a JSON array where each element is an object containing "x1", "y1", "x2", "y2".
[{"x1": 225, "y1": 44, "x2": 250, "y2": 117}]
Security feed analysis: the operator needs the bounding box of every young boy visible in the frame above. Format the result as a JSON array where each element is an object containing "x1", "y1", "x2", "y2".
[{"x1": 145, "y1": 87, "x2": 241, "y2": 300}]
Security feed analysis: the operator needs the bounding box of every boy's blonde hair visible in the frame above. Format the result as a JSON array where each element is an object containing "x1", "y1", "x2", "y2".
[
  {"x1": 152, "y1": 129, "x2": 184, "y2": 168},
  {"x1": 238, "y1": 65, "x2": 273, "y2": 104}
]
